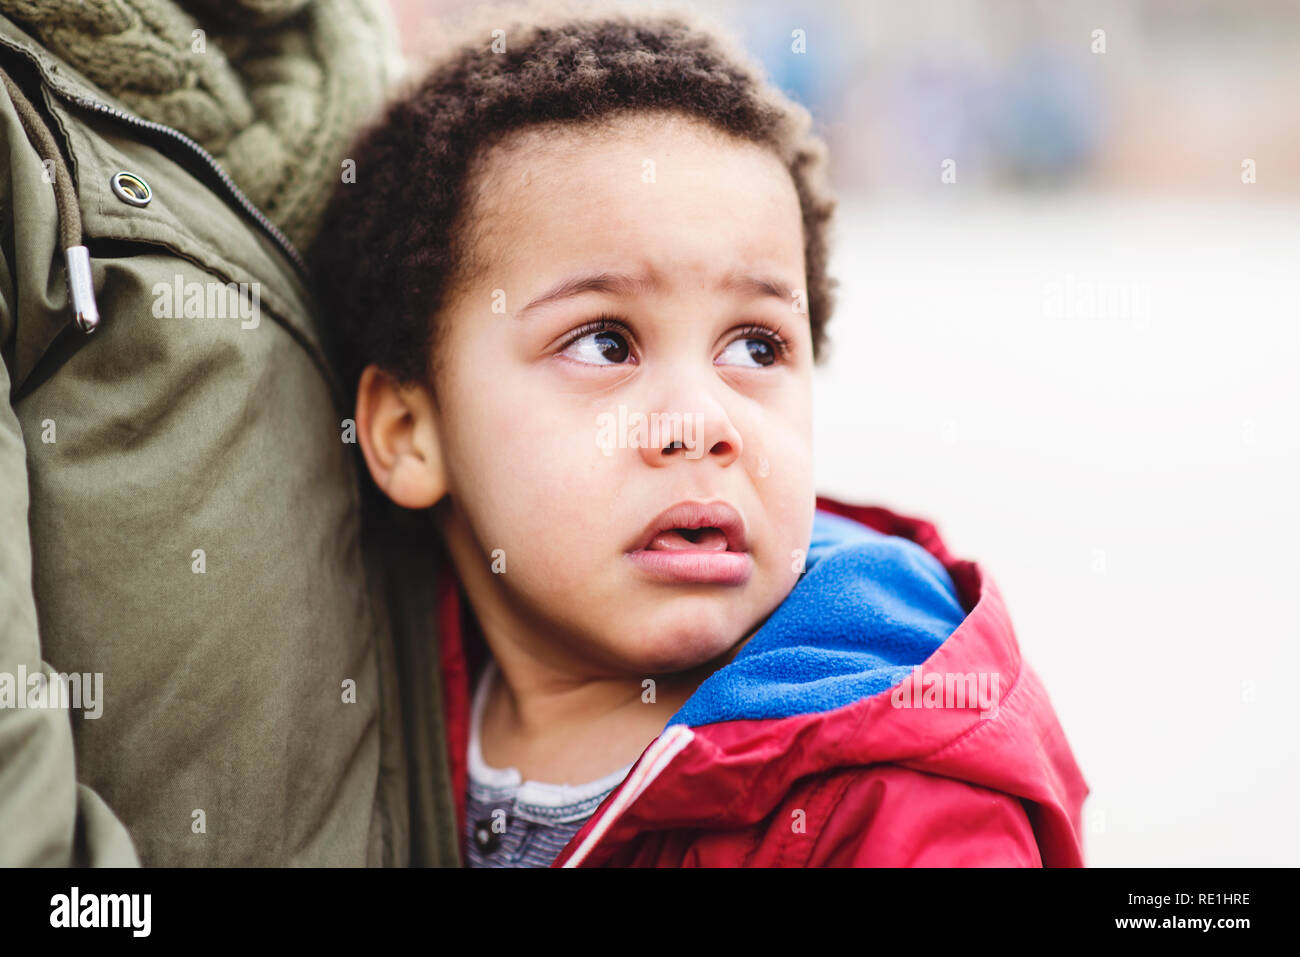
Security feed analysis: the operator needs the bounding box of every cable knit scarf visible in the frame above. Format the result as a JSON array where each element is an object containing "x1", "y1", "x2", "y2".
[{"x1": 0, "y1": 0, "x2": 401, "y2": 249}]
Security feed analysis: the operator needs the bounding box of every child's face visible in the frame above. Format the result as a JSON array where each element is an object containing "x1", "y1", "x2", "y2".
[{"x1": 401, "y1": 112, "x2": 815, "y2": 676}]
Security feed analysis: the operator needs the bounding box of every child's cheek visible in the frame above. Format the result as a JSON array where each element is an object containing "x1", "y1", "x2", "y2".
[
  {"x1": 749, "y1": 433, "x2": 816, "y2": 581},
  {"x1": 490, "y1": 411, "x2": 622, "y2": 587}
]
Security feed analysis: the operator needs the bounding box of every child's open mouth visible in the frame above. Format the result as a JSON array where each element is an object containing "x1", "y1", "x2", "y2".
[
  {"x1": 647, "y1": 527, "x2": 730, "y2": 551},
  {"x1": 627, "y1": 501, "x2": 753, "y2": 585}
]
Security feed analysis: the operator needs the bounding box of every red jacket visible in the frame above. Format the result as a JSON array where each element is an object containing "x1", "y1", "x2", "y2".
[{"x1": 436, "y1": 496, "x2": 1089, "y2": 867}]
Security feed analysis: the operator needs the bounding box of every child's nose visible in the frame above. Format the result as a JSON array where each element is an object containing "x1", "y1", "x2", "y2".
[{"x1": 637, "y1": 404, "x2": 743, "y2": 469}]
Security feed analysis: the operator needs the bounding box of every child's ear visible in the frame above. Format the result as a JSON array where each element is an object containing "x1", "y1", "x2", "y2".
[{"x1": 355, "y1": 364, "x2": 447, "y2": 509}]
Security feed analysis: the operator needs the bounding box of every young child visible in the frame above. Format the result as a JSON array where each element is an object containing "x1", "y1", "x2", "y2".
[{"x1": 310, "y1": 0, "x2": 1088, "y2": 867}]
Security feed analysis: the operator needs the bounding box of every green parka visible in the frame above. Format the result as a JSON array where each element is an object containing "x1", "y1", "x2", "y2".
[{"x1": 0, "y1": 1, "x2": 459, "y2": 866}]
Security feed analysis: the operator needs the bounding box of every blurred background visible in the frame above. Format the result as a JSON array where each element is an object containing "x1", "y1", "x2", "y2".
[{"x1": 388, "y1": 0, "x2": 1300, "y2": 866}]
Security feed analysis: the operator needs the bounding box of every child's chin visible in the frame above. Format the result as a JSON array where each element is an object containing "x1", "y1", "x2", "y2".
[{"x1": 622, "y1": 613, "x2": 744, "y2": 675}]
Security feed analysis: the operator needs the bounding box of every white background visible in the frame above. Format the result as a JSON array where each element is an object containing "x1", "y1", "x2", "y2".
[{"x1": 814, "y1": 193, "x2": 1300, "y2": 865}]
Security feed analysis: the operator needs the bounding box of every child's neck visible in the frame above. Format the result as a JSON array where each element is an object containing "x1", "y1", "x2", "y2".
[{"x1": 478, "y1": 639, "x2": 748, "y2": 787}]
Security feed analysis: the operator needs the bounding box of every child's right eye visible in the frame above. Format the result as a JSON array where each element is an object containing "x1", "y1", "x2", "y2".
[{"x1": 557, "y1": 316, "x2": 635, "y2": 365}]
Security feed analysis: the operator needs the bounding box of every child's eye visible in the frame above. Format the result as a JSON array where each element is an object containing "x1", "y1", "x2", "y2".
[
  {"x1": 716, "y1": 326, "x2": 787, "y2": 368},
  {"x1": 557, "y1": 317, "x2": 635, "y2": 365},
  {"x1": 555, "y1": 318, "x2": 787, "y2": 368}
]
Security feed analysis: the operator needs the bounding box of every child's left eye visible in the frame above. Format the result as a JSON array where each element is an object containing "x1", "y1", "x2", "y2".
[
  {"x1": 716, "y1": 328, "x2": 786, "y2": 368},
  {"x1": 717, "y1": 338, "x2": 774, "y2": 367}
]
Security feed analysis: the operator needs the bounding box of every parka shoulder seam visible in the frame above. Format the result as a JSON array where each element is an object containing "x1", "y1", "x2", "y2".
[
  {"x1": 913, "y1": 660, "x2": 1027, "y2": 764},
  {"x1": 796, "y1": 769, "x2": 858, "y2": 866}
]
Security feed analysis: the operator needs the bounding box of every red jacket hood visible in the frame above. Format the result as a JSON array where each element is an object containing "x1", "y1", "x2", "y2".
[{"x1": 436, "y1": 497, "x2": 1090, "y2": 867}]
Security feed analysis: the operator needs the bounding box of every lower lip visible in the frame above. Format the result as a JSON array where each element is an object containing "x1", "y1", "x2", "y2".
[{"x1": 625, "y1": 548, "x2": 753, "y2": 585}]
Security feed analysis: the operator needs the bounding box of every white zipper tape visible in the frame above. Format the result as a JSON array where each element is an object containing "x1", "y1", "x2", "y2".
[{"x1": 562, "y1": 723, "x2": 695, "y2": 868}]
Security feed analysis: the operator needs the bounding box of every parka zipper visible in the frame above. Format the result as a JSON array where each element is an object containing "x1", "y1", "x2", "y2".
[
  {"x1": 560, "y1": 723, "x2": 695, "y2": 867},
  {"x1": 70, "y1": 96, "x2": 309, "y2": 280}
]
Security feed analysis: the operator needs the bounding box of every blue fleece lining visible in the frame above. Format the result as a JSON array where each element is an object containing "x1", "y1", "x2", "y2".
[{"x1": 665, "y1": 509, "x2": 968, "y2": 729}]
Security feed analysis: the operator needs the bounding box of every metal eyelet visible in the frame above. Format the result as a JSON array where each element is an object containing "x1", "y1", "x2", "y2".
[{"x1": 110, "y1": 171, "x2": 152, "y2": 207}]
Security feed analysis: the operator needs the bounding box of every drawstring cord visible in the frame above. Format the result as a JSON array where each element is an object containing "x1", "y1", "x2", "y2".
[{"x1": 0, "y1": 64, "x2": 99, "y2": 333}]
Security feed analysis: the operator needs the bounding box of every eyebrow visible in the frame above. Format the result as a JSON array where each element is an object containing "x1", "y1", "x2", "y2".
[{"x1": 514, "y1": 269, "x2": 795, "y2": 319}]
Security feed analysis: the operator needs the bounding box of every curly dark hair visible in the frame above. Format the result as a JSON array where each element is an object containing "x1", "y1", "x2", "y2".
[{"x1": 309, "y1": 0, "x2": 839, "y2": 400}]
